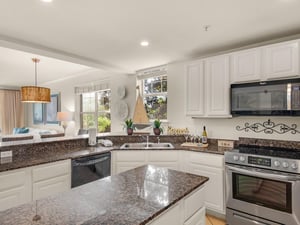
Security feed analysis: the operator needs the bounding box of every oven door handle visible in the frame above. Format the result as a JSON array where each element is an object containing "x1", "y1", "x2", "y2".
[
  {"x1": 233, "y1": 212, "x2": 269, "y2": 225},
  {"x1": 226, "y1": 165, "x2": 300, "y2": 182}
]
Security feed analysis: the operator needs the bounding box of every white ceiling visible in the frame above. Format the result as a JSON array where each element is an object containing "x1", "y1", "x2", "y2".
[
  {"x1": 0, "y1": 46, "x2": 93, "y2": 87},
  {"x1": 1, "y1": 0, "x2": 300, "y2": 86}
]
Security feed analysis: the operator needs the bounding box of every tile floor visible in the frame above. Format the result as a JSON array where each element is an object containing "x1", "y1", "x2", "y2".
[{"x1": 206, "y1": 214, "x2": 226, "y2": 225}]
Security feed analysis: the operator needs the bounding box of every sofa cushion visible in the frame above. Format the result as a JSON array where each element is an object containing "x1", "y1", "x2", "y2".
[{"x1": 13, "y1": 127, "x2": 29, "y2": 134}]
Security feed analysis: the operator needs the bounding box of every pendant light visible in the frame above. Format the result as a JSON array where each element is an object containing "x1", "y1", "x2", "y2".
[{"x1": 21, "y1": 58, "x2": 51, "y2": 103}]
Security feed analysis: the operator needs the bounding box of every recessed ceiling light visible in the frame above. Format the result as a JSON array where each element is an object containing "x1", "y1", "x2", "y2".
[
  {"x1": 140, "y1": 41, "x2": 149, "y2": 47},
  {"x1": 41, "y1": 0, "x2": 53, "y2": 2}
]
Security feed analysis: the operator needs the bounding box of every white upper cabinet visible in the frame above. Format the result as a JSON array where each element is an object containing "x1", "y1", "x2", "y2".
[
  {"x1": 262, "y1": 40, "x2": 299, "y2": 80},
  {"x1": 230, "y1": 48, "x2": 261, "y2": 83},
  {"x1": 185, "y1": 60, "x2": 205, "y2": 116},
  {"x1": 205, "y1": 55, "x2": 230, "y2": 117},
  {"x1": 185, "y1": 56, "x2": 231, "y2": 118},
  {"x1": 231, "y1": 40, "x2": 300, "y2": 83}
]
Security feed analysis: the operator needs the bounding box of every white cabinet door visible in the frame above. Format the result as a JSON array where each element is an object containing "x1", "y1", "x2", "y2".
[
  {"x1": 0, "y1": 167, "x2": 31, "y2": 211},
  {"x1": 231, "y1": 48, "x2": 261, "y2": 83},
  {"x1": 205, "y1": 55, "x2": 230, "y2": 117},
  {"x1": 33, "y1": 175, "x2": 70, "y2": 200},
  {"x1": 32, "y1": 159, "x2": 71, "y2": 200},
  {"x1": 112, "y1": 151, "x2": 147, "y2": 175},
  {"x1": 148, "y1": 186, "x2": 205, "y2": 225},
  {"x1": 115, "y1": 162, "x2": 146, "y2": 174},
  {"x1": 188, "y1": 164, "x2": 224, "y2": 214},
  {"x1": 148, "y1": 151, "x2": 180, "y2": 171},
  {"x1": 263, "y1": 40, "x2": 299, "y2": 80},
  {"x1": 184, "y1": 207, "x2": 205, "y2": 225},
  {"x1": 185, "y1": 60, "x2": 205, "y2": 116}
]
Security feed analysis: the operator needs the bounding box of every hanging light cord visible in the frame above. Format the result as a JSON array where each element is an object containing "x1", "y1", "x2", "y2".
[
  {"x1": 35, "y1": 60, "x2": 37, "y2": 86},
  {"x1": 32, "y1": 58, "x2": 40, "y2": 86}
]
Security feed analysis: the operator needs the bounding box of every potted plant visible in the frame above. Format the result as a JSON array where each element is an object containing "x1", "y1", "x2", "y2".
[
  {"x1": 124, "y1": 118, "x2": 134, "y2": 135},
  {"x1": 153, "y1": 119, "x2": 163, "y2": 135}
]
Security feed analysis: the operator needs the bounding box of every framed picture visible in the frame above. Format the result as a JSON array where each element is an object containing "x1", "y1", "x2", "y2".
[
  {"x1": 46, "y1": 94, "x2": 61, "y2": 124},
  {"x1": 32, "y1": 93, "x2": 61, "y2": 124}
]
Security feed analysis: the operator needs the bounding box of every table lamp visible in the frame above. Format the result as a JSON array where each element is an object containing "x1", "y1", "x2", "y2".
[{"x1": 56, "y1": 112, "x2": 72, "y2": 134}]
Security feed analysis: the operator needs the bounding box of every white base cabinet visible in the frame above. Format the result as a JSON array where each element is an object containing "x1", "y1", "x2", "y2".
[
  {"x1": 113, "y1": 150, "x2": 225, "y2": 216},
  {"x1": 184, "y1": 152, "x2": 225, "y2": 214},
  {"x1": 0, "y1": 159, "x2": 71, "y2": 211},
  {"x1": 32, "y1": 160, "x2": 71, "y2": 200},
  {"x1": 148, "y1": 186, "x2": 205, "y2": 225},
  {"x1": 0, "y1": 167, "x2": 31, "y2": 211},
  {"x1": 112, "y1": 150, "x2": 180, "y2": 175}
]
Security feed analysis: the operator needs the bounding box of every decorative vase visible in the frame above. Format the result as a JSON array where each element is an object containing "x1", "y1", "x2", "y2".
[
  {"x1": 127, "y1": 128, "x2": 133, "y2": 135},
  {"x1": 153, "y1": 128, "x2": 161, "y2": 136}
]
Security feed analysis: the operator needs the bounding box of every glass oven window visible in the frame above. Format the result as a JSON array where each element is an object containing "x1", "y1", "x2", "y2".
[{"x1": 233, "y1": 173, "x2": 292, "y2": 213}]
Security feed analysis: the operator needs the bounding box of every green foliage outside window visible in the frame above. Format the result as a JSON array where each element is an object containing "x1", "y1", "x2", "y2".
[
  {"x1": 142, "y1": 75, "x2": 167, "y2": 120},
  {"x1": 81, "y1": 90, "x2": 111, "y2": 133}
]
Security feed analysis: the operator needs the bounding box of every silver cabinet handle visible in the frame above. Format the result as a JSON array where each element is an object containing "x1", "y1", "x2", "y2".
[{"x1": 226, "y1": 165, "x2": 300, "y2": 182}]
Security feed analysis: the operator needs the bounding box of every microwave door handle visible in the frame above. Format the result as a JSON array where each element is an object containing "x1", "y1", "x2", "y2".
[{"x1": 226, "y1": 165, "x2": 300, "y2": 182}]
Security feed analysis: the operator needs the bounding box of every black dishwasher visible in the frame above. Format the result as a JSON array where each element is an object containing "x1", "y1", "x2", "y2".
[{"x1": 71, "y1": 152, "x2": 111, "y2": 188}]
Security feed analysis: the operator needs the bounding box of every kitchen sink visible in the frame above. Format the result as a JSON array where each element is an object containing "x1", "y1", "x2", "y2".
[{"x1": 120, "y1": 142, "x2": 175, "y2": 150}]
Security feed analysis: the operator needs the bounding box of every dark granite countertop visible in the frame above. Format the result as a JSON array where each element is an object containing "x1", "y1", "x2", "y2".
[
  {"x1": 0, "y1": 146, "x2": 113, "y2": 172},
  {"x1": 0, "y1": 165, "x2": 209, "y2": 225},
  {"x1": 0, "y1": 142, "x2": 231, "y2": 172}
]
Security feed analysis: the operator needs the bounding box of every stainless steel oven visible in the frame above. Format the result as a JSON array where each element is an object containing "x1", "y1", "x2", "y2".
[{"x1": 225, "y1": 146, "x2": 300, "y2": 225}]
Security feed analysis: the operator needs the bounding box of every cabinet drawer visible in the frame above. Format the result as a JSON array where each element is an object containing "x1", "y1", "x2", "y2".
[
  {"x1": 184, "y1": 187, "x2": 205, "y2": 221},
  {"x1": 33, "y1": 174, "x2": 70, "y2": 200},
  {"x1": 148, "y1": 151, "x2": 179, "y2": 162},
  {"x1": 184, "y1": 207, "x2": 205, "y2": 225},
  {"x1": 115, "y1": 151, "x2": 146, "y2": 162},
  {"x1": 188, "y1": 152, "x2": 224, "y2": 168},
  {"x1": 33, "y1": 159, "x2": 70, "y2": 182},
  {"x1": 0, "y1": 168, "x2": 29, "y2": 191}
]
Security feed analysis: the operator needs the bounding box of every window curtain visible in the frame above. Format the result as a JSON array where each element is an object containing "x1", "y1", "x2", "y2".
[{"x1": 0, "y1": 90, "x2": 24, "y2": 134}]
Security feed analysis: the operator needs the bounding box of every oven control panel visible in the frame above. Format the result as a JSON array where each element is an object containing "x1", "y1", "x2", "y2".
[
  {"x1": 248, "y1": 156, "x2": 271, "y2": 167},
  {"x1": 225, "y1": 151, "x2": 300, "y2": 173}
]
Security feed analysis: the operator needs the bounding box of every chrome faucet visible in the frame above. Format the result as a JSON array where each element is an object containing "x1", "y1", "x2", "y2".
[
  {"x1": 140, "y1": 135, "x2": 150, "y2": 148},
  {"x1": 146, "y1": 135, "x2": 149, "y2": 148},
  {"x1": 157, "y1": 137, "x2": 160, "y2": 144}
]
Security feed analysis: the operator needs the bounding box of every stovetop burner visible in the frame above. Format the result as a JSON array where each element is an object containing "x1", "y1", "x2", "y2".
[{"x1": 237, "y1": 144, "x2": 300, "y2": 160}]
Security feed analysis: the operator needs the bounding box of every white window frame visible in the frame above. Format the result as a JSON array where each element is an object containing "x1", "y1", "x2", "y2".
[
  {"x1": 80, "y1": 89, "x2": 111, "y2": 133},
  {"x1": 137, "y1": 74, "x2": 168, "y2": 122}
]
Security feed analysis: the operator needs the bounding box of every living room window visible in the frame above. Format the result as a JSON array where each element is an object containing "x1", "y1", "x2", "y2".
[
  {"x1": 80, "y1": 89, "x2": 111, "y2": 133},
  {"x1": 137, "y1": 65, "x2": 167, "y2": 120}
]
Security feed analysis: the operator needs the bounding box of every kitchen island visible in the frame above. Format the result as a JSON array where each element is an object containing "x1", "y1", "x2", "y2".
[{"x1": 0, "y1": 165, "x2": 208, "y2": 225}]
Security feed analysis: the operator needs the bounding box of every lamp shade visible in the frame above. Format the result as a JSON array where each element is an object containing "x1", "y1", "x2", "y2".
[
  {"x1": 56, "y1": 112, "x2": 72, "y2": 121},
  {"x1": 21, "y1": 86, "x2": 51, "y2": 103}
]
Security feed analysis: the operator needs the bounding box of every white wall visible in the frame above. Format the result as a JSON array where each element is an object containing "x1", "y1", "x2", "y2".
[
  {"x1": 26, "y1": 69, "x2": 136, "y2": 135},
  {"x1": 167, "y1": 61, "x2": 300, "y2": 141},
  {"x1": 25, "y1": 61, "x2": 300, "y2": 141}
]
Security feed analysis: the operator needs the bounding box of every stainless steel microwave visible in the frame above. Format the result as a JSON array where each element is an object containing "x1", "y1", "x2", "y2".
[{"x1": 231, "y1": 78, "x2": 300, "y2": 116}]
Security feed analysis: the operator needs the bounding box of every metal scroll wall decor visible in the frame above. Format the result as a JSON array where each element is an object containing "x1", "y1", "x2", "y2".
[{"x1": 236, "y1": 119, "x2": 300, "y2": 134}]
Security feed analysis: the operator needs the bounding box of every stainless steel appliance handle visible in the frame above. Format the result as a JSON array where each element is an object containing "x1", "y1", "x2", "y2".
[
  {"x1": 73, "y1": 156, "x2": 110, "y2": 166},
  {"x1": 226, "y1": 165, "x2": 300, "y2": 182},
  {"x1": 233, "y1": 213, "x2": 269, "y2": 225}
]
